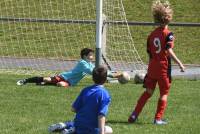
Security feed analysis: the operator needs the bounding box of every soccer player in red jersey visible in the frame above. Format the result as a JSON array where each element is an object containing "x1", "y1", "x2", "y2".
[{"x1": 128, "y1": 0, "x2": 185, "y2": 125}]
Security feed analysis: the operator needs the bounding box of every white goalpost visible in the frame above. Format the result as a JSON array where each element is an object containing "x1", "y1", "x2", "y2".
[{"x1": 0, "y1": 0, "x2": 146, "y2": 75}]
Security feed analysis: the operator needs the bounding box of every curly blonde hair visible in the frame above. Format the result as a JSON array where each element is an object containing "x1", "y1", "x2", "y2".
[{"x1": 152, "y1": 0, "x2": 173, "y2": 25}]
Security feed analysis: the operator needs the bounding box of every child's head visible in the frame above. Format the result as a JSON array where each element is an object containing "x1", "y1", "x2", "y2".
[
  {"x1": 152, "y1": 0, "x2": 173, "y2": 25},
  {"x1": 92, "y1": 65, "x2": 107, "y2": 85},
  {"x1": 80, "y1": 48, "x2": 94, "y2": 61}
]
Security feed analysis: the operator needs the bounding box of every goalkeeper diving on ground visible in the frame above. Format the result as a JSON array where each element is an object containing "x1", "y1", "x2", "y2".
[{"x1": 16, "y1": 48, "x2": 122, "y2": 88}]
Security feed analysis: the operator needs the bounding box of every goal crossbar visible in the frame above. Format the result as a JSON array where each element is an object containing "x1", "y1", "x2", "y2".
[{"x1": 1, "y1": 17, "x2": 200, "y2": 27}]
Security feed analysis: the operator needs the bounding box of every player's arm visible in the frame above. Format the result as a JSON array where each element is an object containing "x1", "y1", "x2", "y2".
[
  {"x1": 146, "y1": 35, "x2": 152, "y2": 62},
  {"x1": 98, "y1": 115, "x2": 106, "y2": 134},
  {"x1": 71, "y1": 90, "x2": 83, "y2": 113},
  {"x1": 71, "y1": 107, "x2": 77, "y2": 113},
  {"x1": 81, "y1": 62, "x2": 95, "y2": 75},
  {"x1": 167, "y1": 48, "x2": 185, "y2": 72},
  {"x1": 166, "y1": 32, "x2": 185, "y2": 72},
  {"x1": 97, "y1": 90, "x2": 111, "y2": 134}
]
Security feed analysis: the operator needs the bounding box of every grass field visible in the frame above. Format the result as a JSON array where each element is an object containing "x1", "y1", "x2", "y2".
[
  {"x1": 0, "y1": 74, "x2": 200, "y2": 134},
  {"x1": 0, "y1": 1, "x2": 200, "y2": 133}
]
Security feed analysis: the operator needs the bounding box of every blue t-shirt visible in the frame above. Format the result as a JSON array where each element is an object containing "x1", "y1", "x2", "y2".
[
  {"x1": 59, "y1": 59, "x2": 95, "y2": 86},
  {"x1": 72, "y1": 84, "x2": 111, "y2": 134}
]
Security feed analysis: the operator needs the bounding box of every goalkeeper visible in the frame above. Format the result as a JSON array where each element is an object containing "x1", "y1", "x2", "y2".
[{"x1": 17, "y1": 48, "x2": 121, "y2": 87}]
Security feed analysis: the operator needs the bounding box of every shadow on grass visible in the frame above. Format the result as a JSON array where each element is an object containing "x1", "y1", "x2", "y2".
[{"x1": 107, "y1": 120, "x2": 152, "y2": 125}]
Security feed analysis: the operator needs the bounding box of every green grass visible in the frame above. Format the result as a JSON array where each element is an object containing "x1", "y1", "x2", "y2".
[{"x1": 0, "y1": 74, "x2": 200, "y2": 134}]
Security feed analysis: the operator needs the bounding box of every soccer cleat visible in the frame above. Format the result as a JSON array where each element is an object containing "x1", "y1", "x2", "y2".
[
  {"x1": 128, "y1": 113, "x2": 138, "y2": 123},
  {"x1": 61, "y1": 127, "x2": 75, "y2": 134},
  {"x1": 16, "y1": 79, "x2": 26, "y2": 86},
  {"x1": 154, "y1": 119, "x2": 167, "y2": 125},
  {"x1": 48, "y1": 122, "x2": 66, "y2": 133}
]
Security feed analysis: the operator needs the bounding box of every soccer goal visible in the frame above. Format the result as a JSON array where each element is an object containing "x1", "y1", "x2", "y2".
[{"x1": 0, "y1": 0, "x2": 146, "y2": 75}]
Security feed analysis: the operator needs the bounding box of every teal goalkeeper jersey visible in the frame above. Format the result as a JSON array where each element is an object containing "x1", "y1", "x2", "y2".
[{"x1": 60, "y1": 59, "x2": 95, "y2": 86}]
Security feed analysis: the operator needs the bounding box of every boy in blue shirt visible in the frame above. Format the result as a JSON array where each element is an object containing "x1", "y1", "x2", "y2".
[
  {"x1": 48, "y1": 65, "x2": 113, "y2": 134},
  {"x1": 16, "y1": 48, "x2": 95, "y2": 87}
]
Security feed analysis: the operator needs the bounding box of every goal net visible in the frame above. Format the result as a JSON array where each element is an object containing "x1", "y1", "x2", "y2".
[{"x1": 0, "y1": 0, "x2": 146, "y2": 75}]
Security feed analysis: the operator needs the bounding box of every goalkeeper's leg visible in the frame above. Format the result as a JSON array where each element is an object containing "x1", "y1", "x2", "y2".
[
  {"x1": 45, "y1": 76, "x2": 71, "y2": 87},
  {"x1": 17, "y1": 76, "x2": 44, "y2": 85}
]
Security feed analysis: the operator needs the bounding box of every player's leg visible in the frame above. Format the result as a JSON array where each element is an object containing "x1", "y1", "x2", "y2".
[
  {"x1": 44, "y1": 76, "x2": 70, "y2": 87},
  {"x1": 48, "y1": 122, "x2": 66, "y2": 132},
  {"x1": 16, "y1": 76, "x2": 43, "y2": 85},
  {"x1": 43, "y1": 77, "x2": 52, "y2": 83},
  {"x1": 57, "y1": 81, "x2": 70, "y2": 87},
  {"x1": 154, "y1": 76, "x2": 171, "y2": 125},
  {"x1": 128, "y1": 75, "x2": 157, "y2": 123},
  {"x1": 61, "y1": 127, "x2": 75, "y2": 134},
  {"x1": 49, "y1": 121, "x2": 75, "y2": 133},
  {"x1": 43, "y1": 76, "x2": 60, "y2": 86}
]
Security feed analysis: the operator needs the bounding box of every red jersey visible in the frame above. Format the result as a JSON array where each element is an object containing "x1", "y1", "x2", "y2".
[{"x1": 147, "y1": 26, "x2": 174, "y2": 78}]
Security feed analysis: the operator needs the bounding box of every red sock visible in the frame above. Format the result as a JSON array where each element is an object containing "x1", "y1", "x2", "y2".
[
  {"x1": 155, "y1": 100, "x2": 167, "y2": 120},
  {"x1": 133, "y1": 91, "x2": 151, "y2": 116}
]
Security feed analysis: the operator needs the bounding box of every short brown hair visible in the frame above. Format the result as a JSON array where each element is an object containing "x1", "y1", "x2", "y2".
[
  {"x1": 92, "y1": 65, "x2": 107, "y2": 85},
  {"x1": 152, "y1": 0, "x2": 173, "y2": 25},
  {"x1": 80, "y1": 48, "x2": 94, "y2": 59}
]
